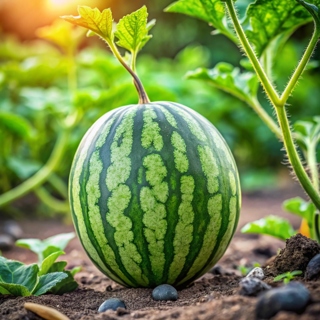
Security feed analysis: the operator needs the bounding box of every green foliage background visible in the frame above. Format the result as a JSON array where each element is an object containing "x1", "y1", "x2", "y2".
[{"x1": 0, "y1": 0, "x2": 319, "y2": 215}]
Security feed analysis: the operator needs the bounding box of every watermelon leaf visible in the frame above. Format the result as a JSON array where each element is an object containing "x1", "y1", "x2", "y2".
[
  {"x1": 186, "y1": 62, "x2": 258, "y2": 104},
  {"x1": 32, "y1": 272, "x2": 68, "y2": 296},
  {"x1": 61, "y1": 6, "x2": 114, "y2": 42},
  {"x1": 48, "y1": 271, "x2": 78, "y2": 294},
  {"x1": 283, "y1": 197, "x2": 316, "y2": 222},
  {"x1": 16, "y1": 232, "x2": 75, "y2": 263},
  {"x1": 165, "y1": 0, "x2": 236, "y2": 42},
  {"x1": 241, "y1": 215, "x2": 296, "y2": 240},
  {"x1": 115, "y1": 6, "x2": 155, "y2": 54},
  {"x1": 38, "y1": 251, "x2": 65, "y2": 276}
]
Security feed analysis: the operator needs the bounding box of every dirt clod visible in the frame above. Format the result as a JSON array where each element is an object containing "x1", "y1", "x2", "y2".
[{"x1": 264, "y1": 233, "x2": 320, "y2": 277}]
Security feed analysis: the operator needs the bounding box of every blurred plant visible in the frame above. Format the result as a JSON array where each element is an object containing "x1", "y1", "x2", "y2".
[
  {"x1": 166, "y1": 0, "x2": 320, "y2": 241},
  {"x1": 273, "y1": 270, "x2": 303, "y2": 284},
  {"x1": 0, "y1": 232, "x2": 79, "y2": 296}
]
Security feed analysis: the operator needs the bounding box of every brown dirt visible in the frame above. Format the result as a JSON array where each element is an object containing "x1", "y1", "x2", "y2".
[{"x1": 1, "y1": 185, "x2": 320, "y2": 320}]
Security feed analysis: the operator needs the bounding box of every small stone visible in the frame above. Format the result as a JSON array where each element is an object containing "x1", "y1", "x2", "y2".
[
  {"x1": 152, "y1": 284, "x2": 178, "y2": 301},
  {"x1": 305, "y1": 253, "x2": 320, "y2": 280},
  {"x1": 98, "y1": 298, "x2": 126, "y2": 312},
  {"x1": 0, "y1": 234, "x2": 14, "y2": 251},
  {"x1": 255, "y1": 282, "x2": 310, "y2": 319},
  {"x1": 246, "y1": 267, "x2": 264, "y2": 280},
  {"x1": 3, "y1": 220, "x2": 23, "y2": 240},
  {"x1": 239, "y1": 277, "x2": 271, "y2": 296}
]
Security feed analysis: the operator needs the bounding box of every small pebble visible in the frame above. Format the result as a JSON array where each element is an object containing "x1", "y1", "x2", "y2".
[
  {"x1": 98, "y1": 298, "x2": 126, "y2": 312},
  {"x1": 256, "y1": 282, "x2": 310, "y2": 319},
  {"x1": 305, "y1": 253, "x2": 320, "y2": 280},
  {"x1": 239, "y1": 277, "x2": 271, "y2": 296},
  {"x1": 0, "y1": 234, "x2": 14, "y2": 251},
  {"x1": 3, "y1": 220, "x2": 23, "y2": 240},
  {"x1": 246, "y1": 267, "x2": 264, "y2": 280},
  {"x1": 152, "y1": 284, "x2": 178, "y2": 301}
]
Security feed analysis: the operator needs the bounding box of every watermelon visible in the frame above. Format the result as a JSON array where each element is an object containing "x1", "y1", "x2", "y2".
[{"x1": 69, "y1": 101, "x2": 241, "y2": 288}]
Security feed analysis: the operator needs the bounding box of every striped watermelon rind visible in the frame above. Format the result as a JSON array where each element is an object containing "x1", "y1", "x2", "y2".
[{"x1": 69, "y1": 101, "x2": 241, "y2": 288}]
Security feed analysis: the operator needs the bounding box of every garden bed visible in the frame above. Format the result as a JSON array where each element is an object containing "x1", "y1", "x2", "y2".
[{"x1": 1, "y1": 185, "x2": 320, "y2": 320}]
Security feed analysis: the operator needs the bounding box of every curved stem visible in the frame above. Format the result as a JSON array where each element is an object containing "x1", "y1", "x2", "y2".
[
  {"x1": 35, "y1": 187, "x2": 69, "y2": 213},
  {"x1": 108, "y1": 42, "x2": 150, "y2": 104},
  {"x1": 224, "y1": 0, "x2": 281, "y2": 106},
  {"x1": 0, "y1": 129, "x2": 70, "y2": 208},
  {"x1": 275, "y1": 107, "x2": 320, "y2": 211},
  {"x1": 280, "y1": 27, "x2": 320, "y2": 104},
  {"x1": 47, "y1": 174, "x2": 68, "y2": 199}
]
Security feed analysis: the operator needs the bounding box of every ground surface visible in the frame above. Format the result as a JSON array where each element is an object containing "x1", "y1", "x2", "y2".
[{"x1": 1, "y1": 184, "x2": 320, "y2": 320}]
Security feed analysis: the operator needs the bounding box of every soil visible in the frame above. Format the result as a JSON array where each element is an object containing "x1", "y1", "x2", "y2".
[{"x1": 1, "y1": 185, "x2": 320, "y2": 320}]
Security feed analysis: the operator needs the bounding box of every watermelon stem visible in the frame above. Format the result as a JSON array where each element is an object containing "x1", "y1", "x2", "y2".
[{"x1": 108, "y1": 41, "x2": 150, "y2": 104}]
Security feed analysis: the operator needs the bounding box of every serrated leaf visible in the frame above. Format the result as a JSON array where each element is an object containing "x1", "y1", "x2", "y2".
[
  {"x1": 241, "y1": 215, "x2": 296, "y2": 240},
  {"x1": 49, "y1": 271, "x2": 78, "y2": 295},
  {"x1": 165, "y1": 0, "x2": 235, "y2": 41},
  {"x1": 246, "y1": 0, "x2": 320, "y2": 57},
  {"x1": 115, "y1": 6, "x2": 154, "y2": 54},
  {"x1": 61, "y1": 6, "x2": 113, "y2": 41},
  {"x1": 186, "y1": 62, "x2": 258, "y2": 103},
  {"x1": 32, "y1": 272, "x2": 68, "y2": 296},
  {"x1": 283, "y1": 197, "x2": 316, "y2": 222},
  {"x1": 0, "y1": 256, "x2": 38, "y2": 294},
  {"x1": 39, "y1": 251, "x2": 65, "y2": 276}
]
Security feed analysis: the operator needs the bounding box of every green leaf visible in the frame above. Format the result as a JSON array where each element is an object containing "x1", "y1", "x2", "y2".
[
  {"x1": 294, "y1": 116, "x2": 320, "y2": 152},
  {"x1": 0, "y1": 283, "x2": 31, "y2": 296},
  {"x1": 7, "y1": 157, "x2": 42, "y2": 179},
  {"x1": 186, "y1": 62, "x2": 258, "y2": 103},
  {"x1": 32, "y1": 272, "x2": 68, "y2": 296},
  {"x1": 16, "y1": 232, "x2": 75, "y2": 263},
  {"x1": 49, "y1": 271, "x2": 78, "y2": 295},
  {"x1": 283, "y1": 197, "x2": 316, "y2": 222},
  {"x1": 0, "y1": 256, "x2": 38, "y2": 295},
  {"x1": 245, "y1": 0, "x2": 320, "y2": 57},
  {"x1": 165, "y1": 0, "x2": 235, "y2": 41},
  {"x1": 115, "y1": 6, "x2": 155, "y2": 54},
  {"x1": 47, "y1": 261, "x2": 68, "y2": 273},
  {"x1": 70, "y1": 266, "x2": 82, "y2": 276},
  {"x1": 36, "y1": 19, "x2": 85, "y2": 52},
  {"x1": 241, "y1": 215, "x2": 296, "y2": 240},
  {"x1": 296, "y1": 0, "x2": 320, "y2": 30},
  {"x1": 0, "y1": 111, "x2": 34, "y2": 139},
  {"x1": 61, "y1": 6, "x2": 113, "y2": 41},
  {"x1": 39, "y1": 251, "x2": 65, "y2": 276}
]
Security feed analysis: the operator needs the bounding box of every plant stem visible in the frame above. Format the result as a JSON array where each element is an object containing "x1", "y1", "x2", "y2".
[
  {"x1": 47, "y1": 174, "x2": 68, "y2": 198},
  {"x1": 224, "y1": 0, "x2": 281, "y2": 106},
  {"x1": 280, "y1": 27, "x2": 320, "y2": 104},
  {"x1": 108, "y1": 41, "x2": 150, "y2": 104},
  {"x1": 275, "y1": 106, "x2": 320, "y2": 211},
  {"x1": 0, "y1": 129, "x2": 70, "y2": 208},
  {"x1": 307, "y1": 140, "x2": 320, "y2": 192},
  {"x1": 35, "y1": 187, "x2": 69, "y2": 213}
]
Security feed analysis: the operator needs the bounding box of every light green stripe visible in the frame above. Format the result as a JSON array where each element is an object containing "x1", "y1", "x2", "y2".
[
  {"x1": 158, "y1": 104, "x2": 177, "y2": 128},
  {"x1": 229, "y1": 171, "x2": 237, "y2": 196},
  {"x1": 198, "y1": 145, "x2": 219, "y2": 194},
  {"x1": 170, "y1": 104, "x2": 207, "y2": 141},
  {"x1": 71, "y1": 117, "x2": 126, "y2": 285},
  {"x1": 141, "y1": 154, "x2": 168, "y2": 282},
  {"x1": 86, "y1": 151, "x2": 133, "y2": 286},
  {"x1": 105, "y1": 110, "x2": 147, "y2": 286},
  {"x1": 168, "y1": 175, "x2": 195, "y2": 283},
  {"x1": 141, "y1": 108, "x2": 163, "y2": 151},
  {"x1": 208, "y1": 196, "x2": 238, "y2": 267},
  {"x1": 178, "y1": 193, "x2": 222, "y2": 285},
  {"x1": 171, "y1": 131, "x2": 188, "y2": 173}
]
